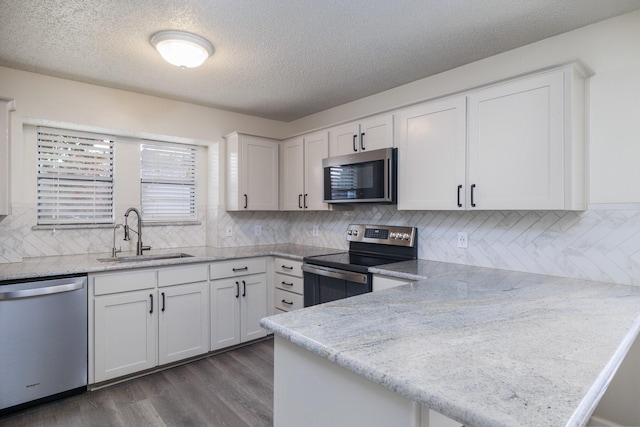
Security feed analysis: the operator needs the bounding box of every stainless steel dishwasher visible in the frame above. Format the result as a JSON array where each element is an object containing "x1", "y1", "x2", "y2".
[{"x1": 0, "y1": 275, "x2": 87, "y2": 413}]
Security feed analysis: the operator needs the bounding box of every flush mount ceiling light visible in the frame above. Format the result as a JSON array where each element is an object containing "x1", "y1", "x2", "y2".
[{"x1": 150, "y1": 30, "x2": 214, "y2": 68}]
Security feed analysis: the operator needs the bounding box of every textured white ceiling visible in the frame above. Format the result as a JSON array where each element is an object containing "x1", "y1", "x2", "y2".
[{"x1": 1, "y1": 0, "x2": 639, "y2": 121}]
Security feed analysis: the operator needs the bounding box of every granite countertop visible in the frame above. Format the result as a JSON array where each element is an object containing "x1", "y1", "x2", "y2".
[
  {"x1": 0, "y1": 244, "x2": 343, "y2": 282},
  {"x1": 261, "y1": 261, "x2": 640, "y2": 427}
]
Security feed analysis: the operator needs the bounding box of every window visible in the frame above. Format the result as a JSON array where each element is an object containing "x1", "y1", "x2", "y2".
[
  {"x1": 140, "y1": 142, "x2": 197, "y2": 221},
  {"x1": 37, "y1": 127, "x2": 115, "y2": 225}
]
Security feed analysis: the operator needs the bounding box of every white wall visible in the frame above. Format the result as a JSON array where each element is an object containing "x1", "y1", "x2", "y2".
[
  {"x1": 285, "y1": 10, "x2": 640, "y2": 206},
  {"x1": 0, "y1": 66, "x2": 288, "y2": 261}
]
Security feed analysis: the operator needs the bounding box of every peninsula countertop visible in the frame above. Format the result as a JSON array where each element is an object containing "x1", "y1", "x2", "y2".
[
  {"x1": 0, "y1": 244, "x2": 343, "y2": 282},
  {"x1": 261, "y1": 260, "x2": 640, "y2": 427}
]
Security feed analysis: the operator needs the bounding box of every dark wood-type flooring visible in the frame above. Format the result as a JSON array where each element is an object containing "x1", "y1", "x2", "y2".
[{"x1": 0, "y1": 338, "x2": 274, "y2": 427}]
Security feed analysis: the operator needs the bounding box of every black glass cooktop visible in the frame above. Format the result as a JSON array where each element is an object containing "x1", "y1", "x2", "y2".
[{"x1": 304, "y1": 252, "x2": 401, "y2": 274}]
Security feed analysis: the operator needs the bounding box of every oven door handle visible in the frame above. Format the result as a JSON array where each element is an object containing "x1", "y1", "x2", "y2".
[{"x1": 302, "y1": 264, "x2": 369, "y2": 285}]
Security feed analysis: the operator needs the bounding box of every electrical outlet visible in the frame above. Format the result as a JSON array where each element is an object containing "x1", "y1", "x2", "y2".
[
  {"x1": 254, "y1": 225, "x2": 262, "y2": 237},
  {"x1": 457, "y1": 232, "x2": 468, "y2": 249},
  {"x1": 312, "y1": 225, "x2": 319, "y2": 237},
  {"x1": 225, "y1": 226, "x2": 233, "y2": 237}
]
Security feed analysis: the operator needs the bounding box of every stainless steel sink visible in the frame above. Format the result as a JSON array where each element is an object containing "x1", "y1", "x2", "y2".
[{"x1": 97, "y1": 253, "x2": 194, "y2": 263}]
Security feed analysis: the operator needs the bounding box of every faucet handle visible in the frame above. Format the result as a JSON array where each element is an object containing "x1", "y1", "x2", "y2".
[{"x1": 111, "y1": 246, "x2": 122, "y2": 258}]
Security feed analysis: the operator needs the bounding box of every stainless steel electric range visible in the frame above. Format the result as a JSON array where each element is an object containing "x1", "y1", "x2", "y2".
[{"x1": 302, "y1": 224, "x2": 418, "y2": 307}]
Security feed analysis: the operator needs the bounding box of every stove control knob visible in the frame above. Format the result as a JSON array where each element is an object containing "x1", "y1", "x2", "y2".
[
  {"x1": 347, "y1": 230, "x2": 353, "y2": 235},
  {"x1": 390, "y1": 232, "x2": 398, "y2": 239},
  {"x1": 352, "y1": 230, "x2": 359, "y2": 236},
  {"x1": 402, "y1": 233, "x2": 410, "y2": 240}
]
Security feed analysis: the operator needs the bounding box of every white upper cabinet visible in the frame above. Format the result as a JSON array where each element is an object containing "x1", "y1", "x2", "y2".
[
  {"x1": 281, "y1": 137, "x2": 305, "y2": 210},
  {"x1": 396, "y1": 64, "x2": 587, "y2": 211},
  {"x1": 467, "y1": 70, "x2": 570, "y2": 210},
  {"x1": 225, "y1": 132, "x2": 279, "y2": 211},
  {"x1": 281, "y1": 131, "x2": 329, "y2": 211},
  {"x1": 396, "y1": 96, "x2": 467, "y2": 210},
  {"x1": 329, "y1": 114, "x2": 393, "y2": 156},
  {"x1": 0, "y1": 99, "x2": 13, "y2": 216}
]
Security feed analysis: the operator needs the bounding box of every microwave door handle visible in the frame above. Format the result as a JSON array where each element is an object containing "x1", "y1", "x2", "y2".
[{"x1": 386, "y1": 158, "x2": 391, "y2": 200}]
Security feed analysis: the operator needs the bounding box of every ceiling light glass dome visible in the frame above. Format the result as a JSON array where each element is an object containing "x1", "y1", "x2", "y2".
[{"x1": 150, "y1": 30, "x2": 214, "y2": 68}]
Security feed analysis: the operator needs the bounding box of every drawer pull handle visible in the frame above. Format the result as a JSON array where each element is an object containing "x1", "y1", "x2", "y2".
[
  {"x1": 281, "y1": 299, "x2": 294, "y2": 305},
  {"x1": 281, "y1": 281, "x2": 293, "y2": 286},
  {"x1": 233, "y1": 266, "x2": 249, "y2": 272},
  {"x1": 281, "y1": 265, "x2": 293, "y2": 270}
]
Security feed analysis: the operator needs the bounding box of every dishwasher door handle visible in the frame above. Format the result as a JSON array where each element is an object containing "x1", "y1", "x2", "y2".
[
  {"x1": 301, "y1": 264, "x2": 369, "y2": 285},
  {"x1": 0, "y1": 280, "x2": 85, "y2": 301}
]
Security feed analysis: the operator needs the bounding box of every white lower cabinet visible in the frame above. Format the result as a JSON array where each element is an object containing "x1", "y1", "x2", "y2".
[
  {"x1": 90, "y1": 264, "x2": 209, "y2": 384},
  {"x1": 93, "y1": 288, "x2": 157, "y2": 383},
  {"x1": 273, "y1": 257, "x2": 304, "y2": 312},
  {"x1": 210, "y1": 258, "x2": 268, "y2": 351},
  {"x1": 158, "y1": 282, "x2": 209, "y2": 365}
]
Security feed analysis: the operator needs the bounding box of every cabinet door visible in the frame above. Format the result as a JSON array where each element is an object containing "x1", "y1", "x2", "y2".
[
  {"x1": 281, "y1": 137, "x2": 305, "y2": 210},
  {"x1": 329, "y1": 122, "x2": 360, "y2": 156},
  {"x1": 158, "y1": 282, "x2": 209, "y2": 365},
  {"x1": 242, "y1": 136, "x2": 279, "y2": 210},
  {"x1": 467, "y1": 71, "x2": 564, "y2": 210},
  {"x1": 94, "y1": 290, "x2": 157, "y2": 383},
  {"x1": 303, "y1": 131, "x2": 329, "y2": 211},
  {"x1": 0, "y1": 100, "x2": 11, "y2": 215},
  {"x1": 396, "y1": 97, "x2": 466, "y2": 210},
  {"x1": 358, "y1": 114, "x2": 393, "y2": 152},
  {"x1": 210, "y1": 278, "x2": 241, "y2": 351},
  {"x1": 240, "y1": 273, "x2": 267, "y2": 342}
]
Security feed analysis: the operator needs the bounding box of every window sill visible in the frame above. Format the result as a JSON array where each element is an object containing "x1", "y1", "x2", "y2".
[{"x1": 32, "y1": 221, "x2": 202, "y2": 231}]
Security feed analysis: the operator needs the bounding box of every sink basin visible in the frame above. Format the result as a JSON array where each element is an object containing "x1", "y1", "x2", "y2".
[{"x1": 97, "y1": 253, "x2": 194, "y2": 263}]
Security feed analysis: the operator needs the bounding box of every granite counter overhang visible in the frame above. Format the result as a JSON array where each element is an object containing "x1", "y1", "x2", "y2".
[
  {"x1": 261, "y1": 260, "x2": 640, "y2": 427},
  {"x1": 0, "y1": 244, "x2": 343, "y2": 282}
]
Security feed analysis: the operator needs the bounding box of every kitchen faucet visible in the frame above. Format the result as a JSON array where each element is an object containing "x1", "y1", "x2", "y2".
[{"x1": 124, "y1": 207, "x2": 151, "y2": 255}]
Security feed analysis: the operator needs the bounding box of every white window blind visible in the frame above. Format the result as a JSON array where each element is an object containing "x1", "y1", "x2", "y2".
[
  {"x1": 37, "y1": 127, "x2": 115, "y2": 225},
  {"x1": 141, "y1": 142, "x2": 197, "y2": 221}
]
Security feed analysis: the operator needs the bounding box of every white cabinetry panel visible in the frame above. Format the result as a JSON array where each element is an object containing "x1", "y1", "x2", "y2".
[
  {"x1": 467, "y1": 71, "x2": 565, "y2": 210},
  {"x1": 225, "y1": 132, "x2": 279, "y2": 211},
  {"x1": 93, "y1": 290, "x2": 157, "y2": 383},
  {"x1": 396, "y1": 96, "x2": 466, "y2": 210},
  {"x1": 329, "y1": 114, "x2": 393, "y2": 156},
  {"x1": 158, "y1": 281, "x2": 209, "y2": 365}
]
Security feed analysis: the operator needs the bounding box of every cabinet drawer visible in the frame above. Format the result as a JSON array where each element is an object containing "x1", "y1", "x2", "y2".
[
  {"x1": 274, "y1": 288, "x2": 303, "y2": 312},
  {"x1": 210, "y1": 258, "x2": 267, "y2": 280},
  {"x1": 158, "y1": 264, "x2": 208, "y2": 287},
  {"x1": 275, "y1": 273, "x2": 303, "y2": 295},
  {"x1": 93, "y1": 270, "x2": 157, "y2": 295},
  {"x1": 274, "y1": 257, "x2": 302, "y2": 277}
]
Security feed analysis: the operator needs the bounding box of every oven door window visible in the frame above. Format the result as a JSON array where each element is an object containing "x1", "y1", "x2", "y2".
[{"x1": 324, "y1": 159, "x2": 385, "y2": 201}]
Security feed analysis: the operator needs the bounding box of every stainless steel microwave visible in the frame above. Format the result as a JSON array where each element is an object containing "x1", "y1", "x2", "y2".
[{"x1": 322, "y1": 148, "x2": 397, "y2": 204}]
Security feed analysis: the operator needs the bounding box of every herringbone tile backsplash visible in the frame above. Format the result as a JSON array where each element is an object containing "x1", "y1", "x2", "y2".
[{"x1": 2, "y1": 204, "x2": 640, "y2": 286}]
